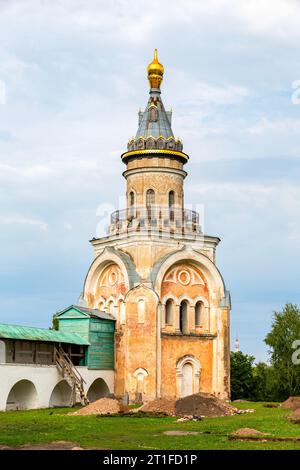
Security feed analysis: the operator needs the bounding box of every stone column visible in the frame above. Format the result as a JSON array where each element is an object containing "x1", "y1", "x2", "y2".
[
  {"x1": 175, "y1": 304, "x2": 181, "y2": 333},
  {"x1": 203, "y1": 306, "x2": 210, "y2": 332},
  {"x1": 161, "y1": 303, "x2": 166, "y2": 329},
  {"x1": 156, "y1": 303, "x2": 162, "y2": 398},
  {"x1": 189, "y1": 304, "x2": 195, "y2": 334}
]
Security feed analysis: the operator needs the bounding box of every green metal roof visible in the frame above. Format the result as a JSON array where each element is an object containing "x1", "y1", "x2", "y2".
[
  {"x1": 54, "y1": 304, "x2": 116, "y2": 321},
  {"x1": 0, "y1": 323, "x2": 90, "y2": 345}
]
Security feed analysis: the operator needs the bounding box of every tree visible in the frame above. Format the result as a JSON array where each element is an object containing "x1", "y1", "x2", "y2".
[
  {"x1": 230, "y1": 351, "x2": 255, "y2": 400},
  {"x1": 51, "y1": 316, "x2": 59, "y2": 331},
  {"x1": 252, "y1": 362, "x2": 278, "y2": 401},
  {"x1": 265, "y1": 303, "x2": 300, "y2": 400}
]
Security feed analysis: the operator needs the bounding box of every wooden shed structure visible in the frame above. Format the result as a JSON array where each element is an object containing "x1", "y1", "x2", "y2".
[{"x1": 54, "y1": 305, "x2": 115, "y2": 369}]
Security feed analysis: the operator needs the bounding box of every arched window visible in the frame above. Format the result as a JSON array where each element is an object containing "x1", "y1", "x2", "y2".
[
  {"x1": 146, "y1": 189, "x2": 155, "y2": 221},
  {"x1": 165, "y1": 299, "x2": 174, "y2": 325},
  {"x1": 179, "y1": 300, "x2": 189, "y2": 334},
  {"x1": 169, "y1": 191, "x2": 175, "y2": 221},
  {"x1": 107, "y1": 301, "x2": 115, "y2": 316},
  {"x1": 146, "y1": 189, "x2": 155, "y2": 208},
  {"x1": 129, "y1": 191, "x2": 135, "y2": 207},
  {"x1": 195, "y1": 301, "x2": 203, "y2": 327}
]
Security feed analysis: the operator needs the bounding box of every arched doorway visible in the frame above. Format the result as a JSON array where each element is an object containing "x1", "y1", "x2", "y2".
[
  {"x1": 133, "y1": 368, "x2": 148, "y2": 403},
  {"x1": 179, "y1": 300, "x2": 188, "y2": 334},
  {"x1": 182, "y1": 363, "x2": 193, "y2": 397},
  {"x1": 6, "y1": 380, "x2": 38, "y2": 411},
  {"x1": 176, "y1": 356, "x2": 201, "y2": 398},
  {"x1": 49, "y1": 380, "x2": 73, "y2": 408},
  {"x1": 87, "y1": 378, "x2": 110, "y2": 402}
]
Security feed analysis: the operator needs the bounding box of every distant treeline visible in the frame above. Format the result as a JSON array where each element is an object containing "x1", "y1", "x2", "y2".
[{"x1": 231, "y1": 303, "x2": 300, "y2": 402}]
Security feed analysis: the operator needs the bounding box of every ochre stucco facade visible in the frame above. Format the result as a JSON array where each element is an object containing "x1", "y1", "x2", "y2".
[{"x1": 83, "y1": 51, "x2": 231, "y2": 403}]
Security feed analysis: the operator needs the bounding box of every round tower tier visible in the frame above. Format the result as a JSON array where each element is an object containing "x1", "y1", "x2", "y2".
[
  {"x1": 121, "y1": 149, "x2": 189, "y2": 165},
  {"x1": 123, "y1": 154, "x2": 187, "y2": 210}
]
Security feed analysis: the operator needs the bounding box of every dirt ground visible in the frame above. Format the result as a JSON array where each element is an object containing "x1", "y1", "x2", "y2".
[
  {"x1": 282, "y1": 396, "x2": 300, "y2": 410},
  {"x1": 0, "y1": 441, "x2": 84, "y2": 450}
]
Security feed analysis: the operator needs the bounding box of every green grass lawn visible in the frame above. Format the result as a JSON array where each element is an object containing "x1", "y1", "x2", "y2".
[{"x1": 0, "y1": 402, "x2": 299, "y2": 450}]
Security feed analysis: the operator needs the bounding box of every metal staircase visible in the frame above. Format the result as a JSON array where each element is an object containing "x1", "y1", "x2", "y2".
[{"x1": 54, "y1": 346, "x2": 89, "y2": 406}]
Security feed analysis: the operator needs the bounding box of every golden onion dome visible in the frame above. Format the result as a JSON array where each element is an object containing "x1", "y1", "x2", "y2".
[{"x1": 147, "y1": 49, "x2": 164, "y2": 89}]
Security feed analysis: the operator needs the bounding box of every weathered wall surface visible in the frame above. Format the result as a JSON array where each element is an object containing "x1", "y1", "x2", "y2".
[
  {"x1": 161, "y1": 335, "x2": 214, "y2": 398},
  {"x1": 121, "y1": 285, "x2": 158, "y2": 402}
]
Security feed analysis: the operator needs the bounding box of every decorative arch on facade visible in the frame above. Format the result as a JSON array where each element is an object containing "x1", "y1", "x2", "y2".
[
  {"x1": 97, "y1": 296, "x2": 106, "y2": 311},
  {"x1": 152, "y1": 248, "x2": 227, "y2": 300},
  {"x1": 177, "y1": 294, "x2": 194, "y2": 306},
  {"x1": 83, "y1": 247, "x2": 140, "y2": 309},
  {"x1": 133, "y1": 368, "x2": 149, "y2": 395},
  {"x1": 176, "y1": 355, "x2": 201, "y2": 398}
]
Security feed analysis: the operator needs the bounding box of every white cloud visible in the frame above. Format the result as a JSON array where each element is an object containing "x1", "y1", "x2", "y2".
[
  {"x1": 0, "y1": 216, "x2": 48, "y2": 231},
  {"x1": 0, "y1": 0, "x2": 299, "y2": 361},
  {"x1": 247, "y1": 117, "x2": 300, "y2": 135}
]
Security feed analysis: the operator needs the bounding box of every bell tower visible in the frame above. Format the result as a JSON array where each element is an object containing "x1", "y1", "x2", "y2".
[
  {"x1": 84, "y1": 51, "x2": 231, "y2": 403},
  {"x1": 109, "y1": 49, "x2": 199, "y2": 239}
]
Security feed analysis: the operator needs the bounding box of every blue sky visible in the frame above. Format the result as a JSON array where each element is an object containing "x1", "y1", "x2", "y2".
[{"x1": 0, "y1": 0, "x2": 300, "y2": 362}]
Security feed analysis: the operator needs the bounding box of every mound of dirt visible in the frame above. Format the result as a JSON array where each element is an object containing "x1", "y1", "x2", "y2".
[
  {"x1": 289, "y1": 408, "x2": 300, "y2": 423},
  {"x1": 282, "y1": 396, "x2": 300, "y2": 410},
  {"x1": 231, "y1": 428, "x2": 268, "y2": 437},
  {"x1": 140, "y1": 393, "x2": 239, "y2": 418},
  {"x1": 175, "y1": 393, "x2": 237, "y2": 418},
  {"x1": 71, "y1": 397, "x2": 121, "y2": 416},
  {"x1": 139, "y1": 398, "x2": 176, "y2": 416}
]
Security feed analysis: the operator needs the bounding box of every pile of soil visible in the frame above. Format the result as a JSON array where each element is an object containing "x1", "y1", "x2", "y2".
[
  {"x1": 231, "y1": 428, "x2": 268, "y2": 437},
  {"x1": 140, "y1": 393, "x2": 238, "y2": 418},
  {"x1": 289, "y1": 408, "x2": 300, "y2": 423},
  {"x1": 282, "y1": 396, "x2": 300, "y2": 410},
  {"x1": 139, "y1": 398, "x2": 176, "y2": 416},
  {"x1": 175, "y1": 393, "x2": 237, "y2": 418},
  {"x1": 71, "y1": 398, "x2": 121, "y2": 416}
]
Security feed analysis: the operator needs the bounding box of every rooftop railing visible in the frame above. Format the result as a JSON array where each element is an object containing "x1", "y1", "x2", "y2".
[{"x1": 109, "y1": 205, "x2": 201, "y2": 236}]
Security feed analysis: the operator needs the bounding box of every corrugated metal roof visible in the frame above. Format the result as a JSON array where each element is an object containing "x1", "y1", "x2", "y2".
[
  {"x1": 0, "y1": 323, "x2": 90, "y2": 345},
  {"x1": 55, "y1": 305, "x2": 115, "y2": 321}
]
